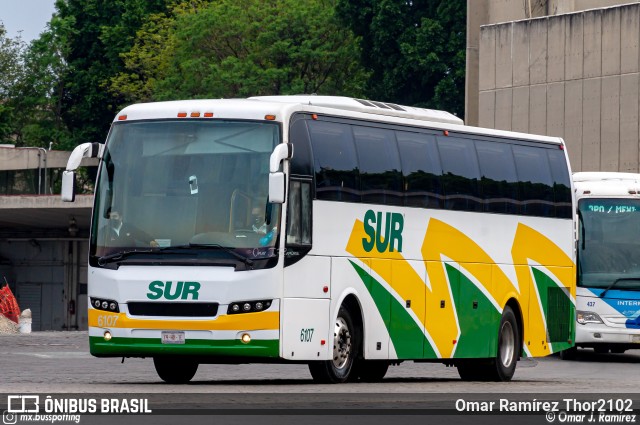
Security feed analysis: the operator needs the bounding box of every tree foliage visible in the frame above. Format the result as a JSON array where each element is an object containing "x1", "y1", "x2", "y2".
[
  {"x1": 0, "y1": 25, "x2": 25, "y2": 143},
  {"x1": 54, "y1": 0, "x2": 167, "y2": 146},
  {"x1": 111, "y1": 0, "x2": 368, "y2": 102},
  {"x1": 2, "y1": 0, "x2": 467, "y2": 154},
  {"x1": 336, "y1": 0, "x2": 466, "y2": 116}
]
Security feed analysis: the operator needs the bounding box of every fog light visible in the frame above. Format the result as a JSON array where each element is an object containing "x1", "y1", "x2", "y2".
[
  {"x1": 104, "y1": 331, "x2": 112, "y2": 341},
  {"x1": 241, "y1": 333, "x2": 251, "y2": 344}
]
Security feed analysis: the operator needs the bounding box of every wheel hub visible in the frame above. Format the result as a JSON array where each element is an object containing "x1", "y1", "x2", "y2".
[{"x1": 332, "y1": 317, "x2": 352, "y2": 370}]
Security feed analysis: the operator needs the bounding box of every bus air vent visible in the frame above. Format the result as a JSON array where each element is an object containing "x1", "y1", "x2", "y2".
[{"x1": 128, "y1": 302, "x2": 219, "y2": 317}]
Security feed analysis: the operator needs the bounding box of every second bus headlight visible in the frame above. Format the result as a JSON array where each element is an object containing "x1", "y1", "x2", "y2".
[{"x1": 577, "y1": 310, "x2": 603, "y2": 324}]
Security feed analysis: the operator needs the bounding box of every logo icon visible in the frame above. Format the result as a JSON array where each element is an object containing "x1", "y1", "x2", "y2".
[
  {"x1": 2, "y1": 410, "x2": 17, "y2": 425},
  {"x1": 4, "y1": 395, "x2": 39, "y2": 424}
]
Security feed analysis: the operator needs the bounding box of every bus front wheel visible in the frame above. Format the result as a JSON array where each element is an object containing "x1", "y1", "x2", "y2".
[
  {"x1": 153, "y1": 357, "x2": 198, "y2": 384},
  {"x1": 308, "y1": 306, "x2": 359, "y2": 383}
]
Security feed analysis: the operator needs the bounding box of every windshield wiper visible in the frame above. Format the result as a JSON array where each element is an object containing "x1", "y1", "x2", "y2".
[
  {"x1": 97, "y1": 243, "x2": 254, "y2": 268},
  {"x1": 97, "y1": 248, "x2": 156, "y2": 266},
  {"x1": 599, "y1": 277, "x2": 640, "y2": 298},
  {"x1": 161, "y1": 243, "x2": 254, "y2": 268}
]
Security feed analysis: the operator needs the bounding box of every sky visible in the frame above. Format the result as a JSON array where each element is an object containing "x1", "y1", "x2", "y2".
[{"x1": 0, "y1": 0, "x2": 57, "y2": 43}]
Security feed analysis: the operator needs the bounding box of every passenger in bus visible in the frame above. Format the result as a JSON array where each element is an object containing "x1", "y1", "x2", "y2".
[{"x1": 103, "y1": 208, "x2": 158, "y2": 247}]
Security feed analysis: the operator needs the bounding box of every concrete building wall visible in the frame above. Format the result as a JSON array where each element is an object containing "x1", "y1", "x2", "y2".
[
  {"x1": 477, "y1": 3, "x2": 640, "y2": 172},
  {"x1": 466, "y1": 0, "x2": 640, "y2": 127}
]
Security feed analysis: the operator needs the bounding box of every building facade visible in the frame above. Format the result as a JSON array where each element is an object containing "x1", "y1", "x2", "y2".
[
  {"x1": 467, "y1": 0, "x2": 640, "y2": 172},
  {"x1": 0, "y1": 146, "x2": 96, "y2": 330}
]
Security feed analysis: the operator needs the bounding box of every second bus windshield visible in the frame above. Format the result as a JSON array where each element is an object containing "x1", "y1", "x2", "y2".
[{"x1": 579, "y1": 198, "x2": 640, "y2": 290}]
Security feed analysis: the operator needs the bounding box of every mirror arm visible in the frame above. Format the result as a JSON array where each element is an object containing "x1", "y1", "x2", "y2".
[
  {"x1": 269, "y1": 143, "x2": 293, "y2": 173},
  {"x1": 66, "y1": 142, "x2": 103, "y2": 172}
]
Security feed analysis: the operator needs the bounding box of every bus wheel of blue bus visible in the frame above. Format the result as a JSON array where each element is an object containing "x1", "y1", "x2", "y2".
[
  {"x1": 308, "y1": 306, "x2": 358, "y2": 383},
  {"x1": 354, "y1": 360, "x2": 389, "y2": 382},
  {"x1": 559, "y1": 346, "x2": 578, "y2": 360},
  {"x1": 153, "y1": 357, "x2": 198, "y2": 384}
]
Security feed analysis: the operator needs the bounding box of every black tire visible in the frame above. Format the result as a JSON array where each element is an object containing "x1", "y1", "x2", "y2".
[
  {"x1": 354, "y1": 360, "x2": 389, "y2": 382},
  {"x1": 456, "y1": 306, "x2": 520, "y2": 382},
  {"x1": 594, "y1": 346, "x2": 610, "y2": 354},
  {"x1": 153, "y1": 357, "x2": 198, "y2": 384},
  {"x1": 559, "y1": 346, "x2": 578, "y2": 360},
  {"x1": 611, "y1": 348, "x2": 626, "y2": 354},
  {"x1": 309, "y1": 306, "x2": 359, "y2": 383}
]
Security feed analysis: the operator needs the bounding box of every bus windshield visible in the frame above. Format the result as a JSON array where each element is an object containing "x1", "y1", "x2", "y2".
[
  {"x1": 578, "y1": 198, "x2": 640, "y2": 290},
  {"x1": 90, "y1": 119, "x2": 282, "y2": 268}
]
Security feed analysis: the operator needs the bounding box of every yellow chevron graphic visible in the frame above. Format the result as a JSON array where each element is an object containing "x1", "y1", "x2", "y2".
[{"x1": 347, "y1": 216, "x2": 574, "y2": 359}]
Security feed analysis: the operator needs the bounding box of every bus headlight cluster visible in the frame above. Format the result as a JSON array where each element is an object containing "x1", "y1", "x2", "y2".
[
  {"x1": 577, "y1": 310, "x2": 603, "y2": 324},
  {"x1": 91, "y1": 297, "x2": 120, "y2": 313},
  {"x1": 228, "y1": 300, "x2": 272, "y2": 314}
]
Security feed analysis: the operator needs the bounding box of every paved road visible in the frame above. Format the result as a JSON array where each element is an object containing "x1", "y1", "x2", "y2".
[
  {"x1": 1, "y1": 331, "x2": 639, "y2": 393},
  {"x1": 2, "y1": 332, "x2": 640, "y2": 425}
]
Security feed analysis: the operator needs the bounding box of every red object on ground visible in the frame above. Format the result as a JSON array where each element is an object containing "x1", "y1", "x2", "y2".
[{"x1": 0, "y1": 285, "x2": 20, "y2": 323}]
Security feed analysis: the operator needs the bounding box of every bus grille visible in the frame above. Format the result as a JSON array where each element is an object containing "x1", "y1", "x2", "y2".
[
  {"x1": 128, "y1": 302, "x2": 219, "y2": 317},
  {"x1": 546, "y1": 287, "x2": 571, "y2": 343}
]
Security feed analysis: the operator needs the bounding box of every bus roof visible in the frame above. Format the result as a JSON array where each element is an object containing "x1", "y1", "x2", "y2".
[
  {"x1": 114, "y1": 96, "x2": 564, "y2": 146},
  {"x1": 574, "y1": 172, "x2": 640, "y2": 198}
]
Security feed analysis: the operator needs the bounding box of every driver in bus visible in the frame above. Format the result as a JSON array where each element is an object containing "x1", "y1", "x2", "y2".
[{"x1": 103, "y1": 208, "x2": 159, "y2": 247}]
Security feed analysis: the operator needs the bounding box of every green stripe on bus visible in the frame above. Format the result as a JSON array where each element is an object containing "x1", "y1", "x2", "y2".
[
  {"x1": 349, "y1": 260, "x2": 438, "y2": 359},
  {"x1": 444, "y1": 264, "x2": 501, "y2": 358},
  {"x1": 89, "y1": 336, "x2": 279, "y2": 357},
  {"x1": 531, "y1": 267, "x2": 575, "y2": 353}
]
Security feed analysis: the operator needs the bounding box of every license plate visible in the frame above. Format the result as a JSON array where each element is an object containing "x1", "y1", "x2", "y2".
[
  {"x1": 632, "y1": 335, "x2": 640, "y2": 343},
  {"x1": 161, "y1": 331, "x2": 185, "y2": 344}
]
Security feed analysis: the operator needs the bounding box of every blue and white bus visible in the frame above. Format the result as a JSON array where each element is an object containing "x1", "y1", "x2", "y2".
[{"x1": 563, "y1": 172, "x2": 640, "y2": 358}]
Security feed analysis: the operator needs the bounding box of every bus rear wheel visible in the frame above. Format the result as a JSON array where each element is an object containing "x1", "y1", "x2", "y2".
[
  {"x1": 153, "y1": 357, "x2": 198, "y2": 384},
  {"x1": 309, "y1": 306, "x2": 359, "y2": 383},
  {"x1": 457, "y1": 306, "x2": 520, "y2": 382}
]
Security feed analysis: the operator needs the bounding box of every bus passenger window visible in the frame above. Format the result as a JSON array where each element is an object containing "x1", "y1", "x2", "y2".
[
  {"x1": 308, "y1": 121, "x2": 360, "y2": 202},
  {"x1": 397, "y1": 132, "x2": 443, "y2": 209}
]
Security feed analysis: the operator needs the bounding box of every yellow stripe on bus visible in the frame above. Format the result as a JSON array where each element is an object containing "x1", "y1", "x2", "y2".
[
  {"x1": 88, "y1": 309, "x2": 279, "y2": 331},
  {"x1": 511, "y1": 222, "x2": 575, "y2": 356}
]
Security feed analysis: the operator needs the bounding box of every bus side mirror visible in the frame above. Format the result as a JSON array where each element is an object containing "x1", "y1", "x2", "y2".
[
  {"x1": 61, "y1": 171, "x2": 76, "y2": 202},
  {"x1": 61, "y1": 142, "x2": 103, "y2": 202},
  {"x1": 269, "y1": 172, "x2": 285, "y2": 204}
]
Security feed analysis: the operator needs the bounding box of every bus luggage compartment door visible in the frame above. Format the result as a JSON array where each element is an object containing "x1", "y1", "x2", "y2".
[{"x1": 281, "y1": 298, "x2": 330, "y2": 360}]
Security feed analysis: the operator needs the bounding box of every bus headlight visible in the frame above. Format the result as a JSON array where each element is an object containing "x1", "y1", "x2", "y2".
[
  {"x1": 91, "y1": 297, "x2": 120, "y2": 313},
  {"x1": 228, "y1": 300, "x2": 272, "y2": 315},
  {"x1": 577, "y1": 310, "x2": 603, "y2": 324}
]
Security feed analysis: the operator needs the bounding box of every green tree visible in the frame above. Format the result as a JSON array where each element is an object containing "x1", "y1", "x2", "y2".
[
  {"x1": 0, "y1": 25, "x2": 25, "y2": 143},
  {"x1": 55, "y1": 0, "x2": 167, "y2": 146},
  {"x1": 112, "y1": 0, "x2": 368, "y2": 102},
  {"x1": 337, "y1": 0, "x2": 466, "y2": 117},
  {"x1": 8, "y1": 16, "x2": 73, "y2": 150}
]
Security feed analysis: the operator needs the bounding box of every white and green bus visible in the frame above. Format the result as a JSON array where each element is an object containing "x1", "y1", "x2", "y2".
[{"x1": 62, "y1": 95, "x2": 576, "y2": 383}]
